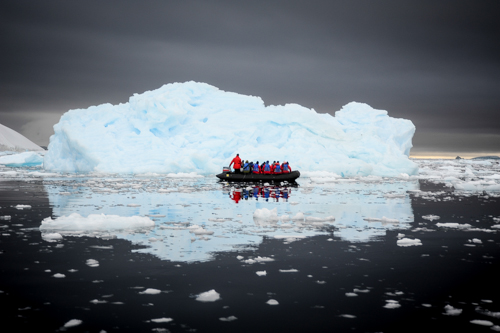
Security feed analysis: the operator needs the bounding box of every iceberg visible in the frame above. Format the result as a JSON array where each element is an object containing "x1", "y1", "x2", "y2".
[
  {"x1": 0, "y1": 123, "x2": 44, "y2": 152},
  {"x1": 44, "y1": 81, "x2": 417, "y2": 176}
]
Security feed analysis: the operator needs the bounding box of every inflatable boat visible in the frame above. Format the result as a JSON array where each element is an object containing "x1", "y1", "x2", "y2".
[{"x1": 216, "y1": 170, "x2": 300, "y2": 182}]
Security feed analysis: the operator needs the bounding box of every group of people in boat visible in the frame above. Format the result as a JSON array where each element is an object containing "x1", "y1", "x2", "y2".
[{"x1": 229, "y1": 154, "x2": 292, "y2": 174}]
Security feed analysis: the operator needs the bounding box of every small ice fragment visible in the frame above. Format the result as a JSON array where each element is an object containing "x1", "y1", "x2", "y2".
[
  {"x1": 267, "y1": 299, "x2": 279, "y2": 305},
  {"x1": 15, "y1": 204, "x2": 31, "y2": 210},
  {"x1": 397, "y1": 238, "x2": 422, "y2": 247},
  {"x1": 422, "y1": 214, "x2": 440, "y2": 221},
  {"x1": 384, "y1": 300, "x2": 401, "y2": 309},
  {"x1": 86, "y1": 259, "x2": 99, "y2": 267},
  {"x1": 279, "y1": 269, "x2": 298, "y2": 273},
  {"x1": 345, "y1": 293, "x2": 357, "y2": 297},
  {"x1": 42, "y1": 233, "x2": 63, "y2": 242},
  {"x1": 219, "y1": 316, "x2": 237, "y2": 322},
  {"x1": 151, "y1": 317, "x2": 173, "y2": 323},
  {"x1": 443, "y1": 305, "x2": 462, "y2": 316},
  {"x1": 139, "y1": 288, "x2": 161, "y2": 295},
  {"x1": 256, "y1": 271, "x2": 267, "y2": 276},
  {"x1": 470, "y1": 319, "x2": 493, "y2": 326},
  {"x1": 63, "y1": 319, "x2": 82, "y2": 328},
  {"x1": 53, "y1": 273, "x2": 65, "y2": 278},
  {"x1": 196, "y1": 289, "x2": 220, "y2": 302},
  {"x1": 339, "y1": 314, "x2": 356, "y2": 318}
]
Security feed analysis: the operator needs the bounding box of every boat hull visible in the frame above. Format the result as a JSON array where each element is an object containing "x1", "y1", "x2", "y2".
[{"x1": 216, "y1": 170, "x2": 300, "y2": 182}]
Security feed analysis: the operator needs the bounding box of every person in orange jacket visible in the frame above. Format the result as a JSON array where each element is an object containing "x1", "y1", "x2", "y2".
[{"x1": 229, "y1": 154, "x2": 242, "y2": 173}]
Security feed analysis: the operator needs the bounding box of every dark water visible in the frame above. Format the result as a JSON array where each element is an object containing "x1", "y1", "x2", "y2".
[{"x1": 1, "y1": 179, "x2": 499, "y2": 332}]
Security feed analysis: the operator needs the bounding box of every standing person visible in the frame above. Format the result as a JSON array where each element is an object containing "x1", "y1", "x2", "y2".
[{"x1": 229, "y1": 154, "x2": 242, "y2": 173}]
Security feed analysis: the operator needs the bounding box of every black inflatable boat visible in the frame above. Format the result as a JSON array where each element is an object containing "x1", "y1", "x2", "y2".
[{"x1": 216, "y1": 170, "x2": 300, "y2": 182}]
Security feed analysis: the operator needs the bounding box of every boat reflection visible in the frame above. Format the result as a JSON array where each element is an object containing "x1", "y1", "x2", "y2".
[{"x1": 227, "y1": 185, "x2": 292, "y2": 203}]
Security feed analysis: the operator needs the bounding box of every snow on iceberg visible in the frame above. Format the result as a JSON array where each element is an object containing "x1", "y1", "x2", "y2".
[
  {"x1": 44, "y1": 81, "x2": 417, "y2": 176},
  {"x1": 0, "y1": 123, "x2": 44, "y2": 152}
]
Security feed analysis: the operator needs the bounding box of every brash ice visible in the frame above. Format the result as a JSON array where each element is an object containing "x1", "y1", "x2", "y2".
[{"x1": 43, "y1": 81, "x2": 417, "y2": 176}]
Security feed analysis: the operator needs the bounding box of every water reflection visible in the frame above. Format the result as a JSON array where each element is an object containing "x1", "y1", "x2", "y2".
[
  {"x1": 227, "y1": 185, "x2": 292, "y2": 203},
  {"x1": 42, "y1": 176, "x2": 418, "y2": 262}
]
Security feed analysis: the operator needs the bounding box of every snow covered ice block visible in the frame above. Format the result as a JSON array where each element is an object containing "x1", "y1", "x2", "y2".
[{"x1": 44, "y1": 81, "x2": 417, "y2": 177}]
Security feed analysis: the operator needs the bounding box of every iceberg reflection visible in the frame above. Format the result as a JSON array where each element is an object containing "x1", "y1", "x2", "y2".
[{"x1": 43, "y1": 176, "x2": 417, "y2": 262}]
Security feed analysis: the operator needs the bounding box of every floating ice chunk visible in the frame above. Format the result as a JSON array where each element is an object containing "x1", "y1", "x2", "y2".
[
  {"x1": 443, "y1": 305, "x2": 462, "y2": 316},
  {"x1": 267, "y1": 299, "x2": 279, "y2": 305},
  {"x1": 254, "y1": 256, "x2": 274, "y2": 262},
  {"x1": 0, "y1": 151, "x2": 43, "y2": 166},
  {"x1": 436, "y1": 223, "x2": 472, "y2": 229},
  {"x1": 151, "y1": 317, "x2": 173, "y2": 323},
  {"x1": 90, "y1": 299, "x2": 107, "y2": 304},
  {"x1": 279, "y1": 269, "x2": 298, "y2": 273},
  {"x1": 40, "y1": 213, "x2": 154, "y2": 234},
  {"x1": 63, "y1": 319, "x2": 82, "y2": 328},
  {"x1": 422, "y1": 215, "x2": 440, "y2": 221},
  {"x1": 397, "y1": 238, "x2": 422, "y2": 247},
  {"x1": 384, "y1": 300, "x2": 401, "y2": 309},
  {"x1": 339, "y1": 314, "x2": 356, "y2": 318},
  {"x1": 86, "y1": 259, "x2": 99, "y2": 267},
  {"x1": 305, "y1": 216, "x2": 335, "y2": 222},
  {"x1": 15, "y1": 204, "x2": 31, "y2": 210},
  {"x1": 469, "y1": 238, "x2": 482, "y2": 244},
  {"x1": 42, "y1": 233, "x2": 63, "y2": 242},
  {"x1": 53, "y1": 273, "x2": 65, "y2": 278},
  {"x1": 196, "y1": 289, "x2": 220, "y2": 302},
  {"x1": 190, "y1": 227, "x2": 214, "y2": 236},
  {"x1": 364, "y1": 216, "x2": 399, "y2": 223},
  {"x1": 345, "y1": 293, "x2": 358, "y2": 297},
  {"x1": 219, "y1": 316, "x2": 237, "y2": 322},
  {"x1": 140, "y1": 288, "x2": 162, "y2": 295},
  {"x1": 253, "y1": 208, "x2": 279, "y2": 221},
  {"x1": 470, "y1": 320, "x2": 493, "y2": 326},
  {"x1": 0, "y1": 215, "x2": 11, "y2": 220},
  {"x1": 256, "y1": 271, "x2": 267, "y2": 276}
]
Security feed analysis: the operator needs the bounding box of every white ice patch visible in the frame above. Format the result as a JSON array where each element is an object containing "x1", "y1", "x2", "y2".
[
  {"x1": 443, "y1": 305, "x2": 462, "y2": 316},
  {"x1": 397, "y1": 238, "x2": 422, "y2": 247},
  {"x1": 151, "y1": 317, "x2": 173, "y2": 323},
  {"x1": 39, "y1": 213, "x2": 154, "y2": 237},
  {"x1": 267, "y1": 299, "x2": 279, "y2": 305},
  {"x1": 436, "y1": 223, "x2": 472, "y2": 229},
  {"x1": 63, "y1": 319, "x2": 82, "y2": 328},
  {"x1": 384, "y1": 300, "x2": 401, "y2": 309},
  {"x1": 140, "y1": 288, "x2": 162, "y2": 295},
  {"x1": 41, "y1": 233, "x2": 63, "y2": 242},
  {"x1": 422, "y1": 215, "x2": 440, "y2": 221},
  {"x1": 196, "y1": 289, "x2": 220, "y2": 302},
  {"x1": 86, "y1": 259, "x2": 99, "y2": 267}
]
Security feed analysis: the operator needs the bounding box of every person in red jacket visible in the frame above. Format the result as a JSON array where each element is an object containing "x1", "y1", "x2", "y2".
[
  {"x1": 229, "y1": 154, "x2": 242, "y2": 173},
  {"x1": 281, "y1": 161, "x2": 292, "y2": 173},
  {"x1": 274, "y1": 161, "x2": 282, "y2": 174}
]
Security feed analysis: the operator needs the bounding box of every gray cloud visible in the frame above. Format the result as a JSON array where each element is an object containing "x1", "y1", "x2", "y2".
[{"x1": 1, "y1": 0, "x2": 499, "y2": 153}]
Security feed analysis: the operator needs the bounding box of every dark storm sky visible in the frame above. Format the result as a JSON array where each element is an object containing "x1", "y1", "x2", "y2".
[{"x1": 1, "y1": 0, "x2": 499, "y2": 155}]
